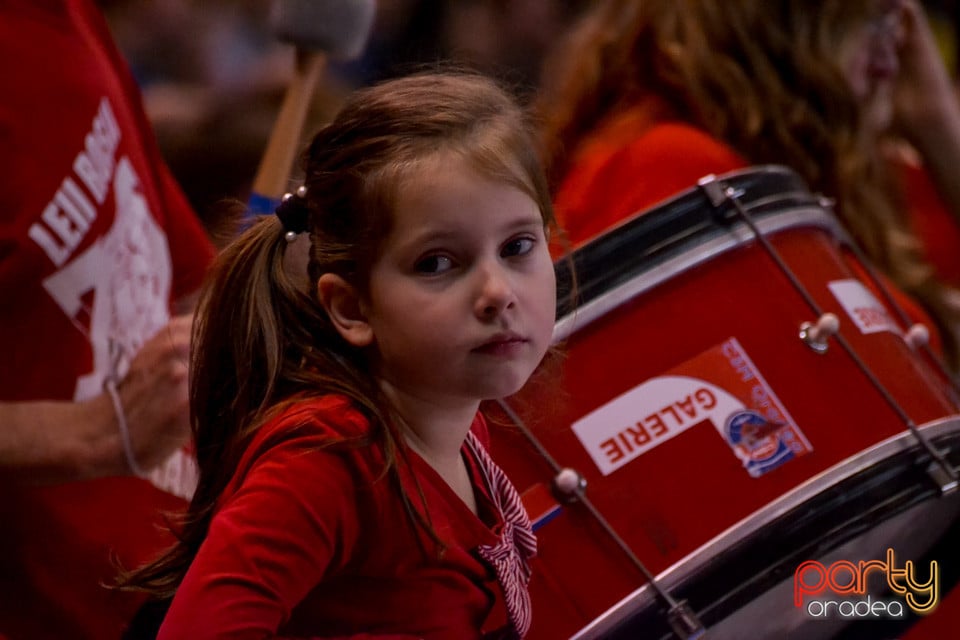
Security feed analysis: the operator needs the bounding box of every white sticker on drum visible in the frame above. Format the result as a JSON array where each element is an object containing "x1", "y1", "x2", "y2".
[
  {"x1": 827, "y1": 279, "x2": 900, "y2": 335},
  {"x1": 571, "y1": 337, "x2": 812, "y2": 477},
  {"x1": 571, "y1": 376, "x2": 743, "y2": 476}
]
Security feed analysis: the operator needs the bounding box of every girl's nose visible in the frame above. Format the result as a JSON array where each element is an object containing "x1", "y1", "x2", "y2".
[{"x1": 474, "y1": 264, "x2": 517, "y2": 319}]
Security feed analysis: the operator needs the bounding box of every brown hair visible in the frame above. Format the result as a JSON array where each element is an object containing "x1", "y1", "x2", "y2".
[
  {"x1": 537, "y1": 0, "x2": 960, "y2": 365},
  {"x1": 120, "y1": 70, "x2": 557, "y2": 598}
]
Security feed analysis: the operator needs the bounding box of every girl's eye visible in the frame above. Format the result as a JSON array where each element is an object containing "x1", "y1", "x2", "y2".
[
  {"x1": 415, "y1": 254, "x2": 455, "y2": 274},
  {"x1": 502, "y1": 236, "x2": 536, "y2": 258}
]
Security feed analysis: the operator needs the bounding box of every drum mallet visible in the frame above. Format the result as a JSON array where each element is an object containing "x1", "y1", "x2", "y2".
[{"x1": 248, "y1": 0, "x2": 377, "y2": 215}]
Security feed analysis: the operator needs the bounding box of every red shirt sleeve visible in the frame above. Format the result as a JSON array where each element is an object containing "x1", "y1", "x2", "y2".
[
  {"x1": 157, "y1": 422, "x2": 362, "y2": 640},
  {"x1": 556, "y1": 120, "x2": 747, "y2": 246},
  {"x1": 895, "y1": 158, "x2": 960, "y2": 290}
]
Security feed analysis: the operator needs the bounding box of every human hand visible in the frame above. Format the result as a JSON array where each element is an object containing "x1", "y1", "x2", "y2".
[
  {"x1": 892, "y1": 0, "x2": 958, "y2": 140},
  {"x1": 111, "y1": 314, "x2": 193, "y2": 473}
]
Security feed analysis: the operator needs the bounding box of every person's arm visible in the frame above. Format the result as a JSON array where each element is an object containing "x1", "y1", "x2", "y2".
[
  {"x1": 892, "y1": 0, "x2": 960, "y2": 224},
  {"x1": 156, "y1": 414, "x2": 425, "y2": 640},
  {"x1": 0, "y1": 314, "x2": 193, "y2": 484},
  {"x1": 156, "y1": 420, "x2": 387, "y2": 639},
  {"x1": 0, "y1": 395, "x2": 120, "y2": 483}
]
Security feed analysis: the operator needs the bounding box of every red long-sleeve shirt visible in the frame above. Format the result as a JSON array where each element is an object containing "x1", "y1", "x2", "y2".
[{"x1": 158, "y1": 396, "x2": 535, "y2": 640}]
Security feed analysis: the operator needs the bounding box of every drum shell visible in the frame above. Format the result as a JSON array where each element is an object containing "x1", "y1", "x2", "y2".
[{"x1": 493, "y1": 167, "x2": 960, "y2": 639}]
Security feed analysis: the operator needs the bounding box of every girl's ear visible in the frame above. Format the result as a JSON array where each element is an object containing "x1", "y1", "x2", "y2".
[{"x1": 317, "y1": 274, "x2": 374, "y2": 347}]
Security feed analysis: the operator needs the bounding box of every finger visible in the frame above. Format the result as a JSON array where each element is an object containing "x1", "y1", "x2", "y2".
[
  {"x1": 166, "y1": 314, "x2": 194, "y2": 342},
  {"x1": 161, "y1": 314, "x2": 194, "y2": 360}
]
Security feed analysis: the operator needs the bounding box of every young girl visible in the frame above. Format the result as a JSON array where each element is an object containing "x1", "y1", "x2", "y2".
[
  {"x1": 122, "y1": 71, "x2": 558, "y2": 639},
  {"x1": 536, "y1": 0, "x2": 960, "y2": 368}
]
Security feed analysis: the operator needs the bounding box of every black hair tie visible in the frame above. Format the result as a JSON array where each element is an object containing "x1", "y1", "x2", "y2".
[{"x1": 275, "y1": 186, "x2": 309, "y2": 241}]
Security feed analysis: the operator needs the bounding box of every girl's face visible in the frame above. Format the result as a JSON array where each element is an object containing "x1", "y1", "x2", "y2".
[
  {"x1": 838, "y1": 1, "x2": 904, "y2": 131},
  {"x1": 361, "y1": 152, "x2": 556, "y2": 409}
]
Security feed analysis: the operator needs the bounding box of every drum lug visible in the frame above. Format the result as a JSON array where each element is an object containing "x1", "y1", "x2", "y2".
[
  {"x1": 926, "y1": 458, "x2": 959, "y2": 495},
  {"x1": 904, "y1": 323, "x2": 931, "y2": 350},
  {"x1": 666, "y1": 600, "x2": 707, "y2": 640},
  {"x1": 799, "y1": 313, "x2": 840, "y2": 354},
  {"x1": 552, "y1": 467, "x2": 587, "y2": 502},
  {"x1": 697, "y1": 174, "x2": 744, "y2": 209}
]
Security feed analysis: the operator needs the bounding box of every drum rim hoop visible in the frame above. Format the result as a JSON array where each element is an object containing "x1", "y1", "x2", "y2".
[
  {"x1": 570, "y1": 414, "x2": 960, "y2": 640},
  {"x1": 554, "y1": 204, "x2": 847, "y2": 343}
]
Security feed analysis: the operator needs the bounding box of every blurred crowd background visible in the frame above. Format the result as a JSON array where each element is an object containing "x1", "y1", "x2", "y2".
[
  {"x1": 97, "y1": 0, "x2": 595, "y2": 234},
  {"x1": 95, "y1": 0, "x2": 960, "y2": 256},
  {"x1": 96, "y1": 0, "x2": 960, "y2": 241}
]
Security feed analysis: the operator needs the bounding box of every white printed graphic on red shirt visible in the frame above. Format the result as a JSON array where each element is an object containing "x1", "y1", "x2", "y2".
[{"x1": 30, "y1": 97, "x2": 195, "y2": 499}]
